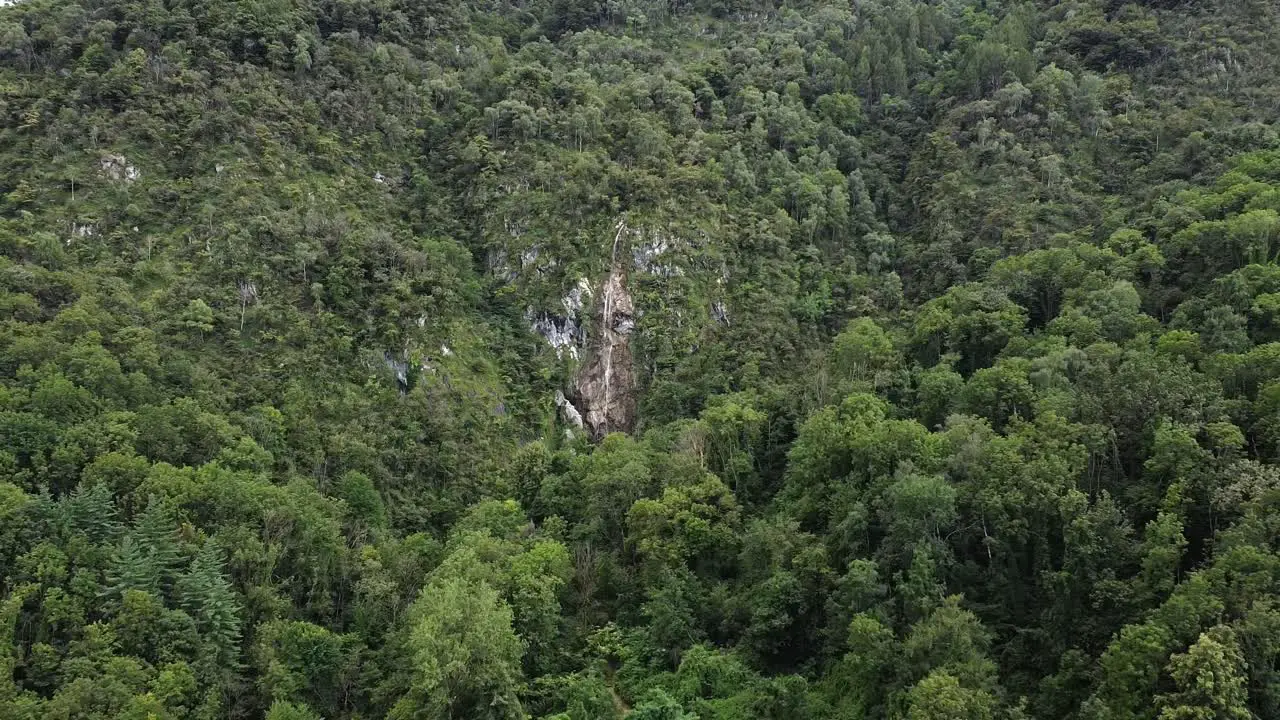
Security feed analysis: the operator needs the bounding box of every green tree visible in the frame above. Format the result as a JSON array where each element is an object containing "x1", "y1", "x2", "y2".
[
  {"x1": 253, "y1": 620, "x2": 357, "y2": 716},
  {"x1": 391, "y1": 577, "x2": 524, "y2": 720},
  {"x1": 1155, "y1": 627, "x2": 1251, "y2": 720},
  {"x1": 904, "y1": 670, "x2": 998, "y2": 720},
  {"x1": 175, "y1": 540, "x2": 242, "y2": 673},
  {"x1": 60, "y1": 481, "x2": 123, "y2": 543},
  {"x1": 104, "y1": 536, "x2": 163, "y2": 600},
  {"x1": 265, "y1": 700, "x2": 323, "y2": 720}
]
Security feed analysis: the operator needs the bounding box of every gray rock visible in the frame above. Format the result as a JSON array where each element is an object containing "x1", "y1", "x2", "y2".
[{"x1": 99, "y1": 154, "x2": 140, "y2": 182}]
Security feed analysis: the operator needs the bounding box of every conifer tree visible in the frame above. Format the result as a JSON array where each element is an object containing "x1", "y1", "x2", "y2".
[
  {"x1": 103, "y1": 535, "x2": 162, "y2": 600},
  {"x1": 129, "y1": 497, "x2": 182, "y2": 593},
  {"x1": 176, "y1": 540, "x2": 243, "y2": 670},
  {"x1": 59, "y1": 482, "x2": 123, "y2": 544}
]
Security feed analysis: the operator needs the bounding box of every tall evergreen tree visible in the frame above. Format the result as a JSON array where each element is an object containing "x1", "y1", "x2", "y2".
[
  {"x1": 59, "y1": 482, "x2": 123, "y2": 544},
  {"x1": 176, "y1": 540, "x2": 243, "y2": 672},
  {"x1": 103, "y1": 535, "x2": 162, "y2": 600},
  {"x1": 129, "y1": 497, "x2": 182, "y2": 593}
]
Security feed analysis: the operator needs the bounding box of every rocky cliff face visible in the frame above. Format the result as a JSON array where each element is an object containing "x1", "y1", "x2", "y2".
[
  {"x1": 572, "y1": 262, "x2": 637, "y2": 439},
  {"x1": 558, "y1": 220, "x2": 641, "y2": 439},
  {"x1": 515, "y1": 215, "x2": 719, "y2": 440}
]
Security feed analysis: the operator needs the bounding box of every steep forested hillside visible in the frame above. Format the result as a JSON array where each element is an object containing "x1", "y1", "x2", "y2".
[{"x1": 4, "y1": 0, "x2": 1280, "y2": 717}]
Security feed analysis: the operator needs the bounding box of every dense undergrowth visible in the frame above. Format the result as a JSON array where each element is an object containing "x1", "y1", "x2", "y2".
[{"x1": 4, "y1": 0, "x2": 1280, "y2": 718}]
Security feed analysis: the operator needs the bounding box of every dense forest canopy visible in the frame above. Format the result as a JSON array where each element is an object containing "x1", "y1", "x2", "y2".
[{"x1": 4, "y1": 0, "x2": 1280, "y2": 717}]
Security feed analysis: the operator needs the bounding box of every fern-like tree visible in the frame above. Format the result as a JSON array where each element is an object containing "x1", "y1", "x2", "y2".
[{"x1": 176, "y1": 540, "x2": 243, "y2": 674}]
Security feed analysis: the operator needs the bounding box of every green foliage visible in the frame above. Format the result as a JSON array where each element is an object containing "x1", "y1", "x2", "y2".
[
  {"x1": 390, "y1": 577, "x2": 525, "y2": 720},
  {"x1": 904, "y1": 670, "x2": 998, "y2": 720},
  {"x1": 264, "y1": 700, "x2": 323, "y2": 720},
  {"x1": 335, "y1": 470, "x2": 387, "y2": 531},
  {"x1": 175, "y1": 540, "x2": 243, "y2": 674},
  {"x1": 5, "y1": 0, "x2": 1280, "y2": 716},
  {"x1": 1156, "y1": 626, "x2": 1251, "y2": 720},
  {"x1": 253, "y1": 620, "x2": 358, "y2": 717}
]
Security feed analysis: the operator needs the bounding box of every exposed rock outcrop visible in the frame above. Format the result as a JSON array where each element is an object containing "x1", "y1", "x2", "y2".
[
  {"x1": 383, "y1": 351, "x2": 410, "y2": 394},
  {"x1": 555, "y1": 390, "x2": 584, "y2": 429},
  {"x1": 631, "y1": 231, "x2": 685, "y2": 277},
  {"x1": 68, "y1": 223, "x2": 96, "y2": 246},
  {"x1": 529, "y1": 312, "x2": 583, "y2": 359},
  {"x1": 571, "y1": 221, "x2": 638, "y2": 439},
  {"x1": 711, "y1": 300, "x2": 730, "y2": 325},
  {"x1": 489, "y1": 248, "x2": 518, "y2": 283},
  {"x1": 99, "y1": 154, "x2": 140, "y2": 182},
  {"x1": 527, "y1": 277, "x2": 593, "y2": 360},
  {"x1": 520, "y1": 221, "x2": 644, "y2": 439}
]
